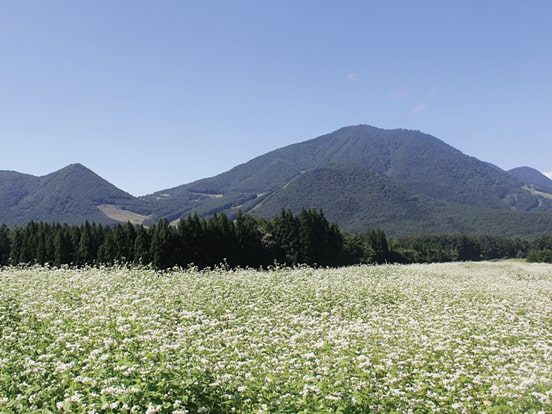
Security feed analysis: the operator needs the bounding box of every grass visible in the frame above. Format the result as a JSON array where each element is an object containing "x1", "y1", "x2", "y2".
[
  {"x1": 1, "y1": 261, "x2": 551, "y2": 413},
  {"x1": 96, "y1": 204, "x2": 151, "y2": 225},
  {"x1": 523, "y1": 185, "x2": 552, "y2": 200}
]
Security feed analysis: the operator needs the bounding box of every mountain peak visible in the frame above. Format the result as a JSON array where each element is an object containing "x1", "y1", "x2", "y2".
[
  {"x1": 56, "y1": 162, "x2": 94, "y2": 174},
  {"x1": 0, "y1": 163, "x2": 150, "y2": 225}
]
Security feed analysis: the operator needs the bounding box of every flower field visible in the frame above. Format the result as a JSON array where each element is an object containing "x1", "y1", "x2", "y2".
[{"x1": 1, "y1": 262, "x2": 552, "y2": 413}]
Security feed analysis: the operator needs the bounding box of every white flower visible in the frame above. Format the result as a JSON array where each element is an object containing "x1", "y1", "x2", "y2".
[{"x1": 146, "y1": 404, "x2": 162, "y2": 414}]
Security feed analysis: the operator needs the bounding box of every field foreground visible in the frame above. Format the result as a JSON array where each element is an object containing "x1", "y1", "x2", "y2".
[{"x1": 1, "y1": 262, "x2": 552, "y2": 413}]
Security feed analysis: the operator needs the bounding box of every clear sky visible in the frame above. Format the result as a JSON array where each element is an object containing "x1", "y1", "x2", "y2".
[{"x1": 2, "y1": 1, "x2": 551, "y2": 195}]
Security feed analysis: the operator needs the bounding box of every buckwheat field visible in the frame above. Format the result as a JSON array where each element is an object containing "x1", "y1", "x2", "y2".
[{"x1": 1, "y1": 261, "x2": 551, "y2": 413}]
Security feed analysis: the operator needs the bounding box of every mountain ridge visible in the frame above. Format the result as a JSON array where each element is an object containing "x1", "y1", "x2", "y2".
[
  {"x1": 2, "y1": 125, "x2": 552, "y2": 237},
  {"x1": 144, "y1": 125, "x2": 552, "y2": 219},
  {"x1": 507, "y1": 166, "x2": 552, "y2": 192}
]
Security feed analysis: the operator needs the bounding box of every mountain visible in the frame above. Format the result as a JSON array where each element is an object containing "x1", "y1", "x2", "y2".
[
  {"x1": 250, "y1": 164, "x2": 440, "y2": 233},
  {"x1": 3, "y1": 125, "x2": 552, "y2": 237},
  {"x1": 147, "y1": 125, "x2": 552, "y2": 211},
  {"x1": 143, "y1": 125, "x2": 552, "y2": 236},
  {"x1": 246, "y1": 163, "x2": 552, "y2": 236},
  {"x1": 507, "y1": 166, "x2": 552, "y2": 192},
  {"x1": 0, "y1": 164, "x2": 150, "y2": 226}
]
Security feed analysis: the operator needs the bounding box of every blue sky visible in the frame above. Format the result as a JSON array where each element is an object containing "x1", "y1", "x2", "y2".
[{"x1": 2, "y1": 1, "x2": 551, "y2": 195}]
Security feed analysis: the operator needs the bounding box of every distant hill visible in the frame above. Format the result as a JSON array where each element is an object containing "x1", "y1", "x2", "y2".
[
  {"x1": 3, "y1": 125, "x2": 552, "y2": 237},
  {"x1": 507, "y1": 166, "x2": 552, "y2": 193},
  {"x1": 0, "y1": 164, "x2": 150, "y2": 226},
  {"x1": 246, "y1": 164, "x2": 552, "y2": 236},
  {"x1": 142, "y1": 125, "x2": 552, "y2": 236},
  {"x1": 248, "y1": 164, "x2": 439, "y2": 234},
  {"x1": 148, "y1": 125, "x2": 549, "y2": 209}
]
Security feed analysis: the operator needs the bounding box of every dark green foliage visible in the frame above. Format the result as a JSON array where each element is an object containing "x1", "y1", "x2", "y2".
[
  {"x1": 8, "y1": 226, "x2": 24, "y2": 265},
  {"x1": 507, "y1": 166, "x2": 552, "y2": 192},
  {"x1": 0, "y1": 210, "x2": 383, "y2": 269},
  {"x1": 245, "y1": 164, "x2": 552, "y2": 237},
  {"x1": 113, "y1": 222, "x2": 136, "y2": 262},
  {"x1": 1, "y1": 214, "x2": 551, "y2": 269},
  {"x1": 390, "y1": 234, "x2": 528, "y2": 263},
  {"x1": 151, "y1": 219, "x2": 177, "y2": 269},
  {"x1": 176, "y1": 213, "x2": 209, "y2": 268},
  {"x1": 0, "y1": 164, "x2": 150, "y2": 226},
  {"x1": 234, "y1": 210, "x2": 265, "y2": 267},
  {"x1": 97, "y1": 227, "x2": 114, "y2": 264},
  {"x1": 268, "y1": 209, "x2": 302, "y2": 265},
  {"x1": 362, "y1": 229, "x2": 389, "y2": 264},
  {"x1": 133, "y1": 225, "x2": 152, "y2": 265},
  {"x1": 77, "y1": 221, "x2": 95, "y2": 265},
  {"x1": 527, "y1": 235, "x2": 552, "y2": 263},
  {"x1": 0, "y1": 224, "x2": 10, "y2": 265},
  {"x1": 56, "y1": 225, "x2": 73, "y2": 264},
  {"x1": 260, "y1": 209, "x2": 344, "y2": 266}
]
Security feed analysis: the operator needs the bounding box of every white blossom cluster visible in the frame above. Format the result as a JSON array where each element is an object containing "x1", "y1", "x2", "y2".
[{"x1": 1, "y1": 261, "x2": 551, "y2": 412}]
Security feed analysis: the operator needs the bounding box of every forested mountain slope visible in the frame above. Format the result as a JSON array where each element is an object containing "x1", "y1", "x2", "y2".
[
  {"x1": 507, "y1": 166, "x2": 552, "y2": 192},
  {"x1": 0, "y1": 164, "x2": 150, "y2": 226},
  {"x1": 142, "y1": 125, "x2": 552, "y2": 235},
  {"x1": 3, "y1": 125, "x2": 552, "y2": 236}
]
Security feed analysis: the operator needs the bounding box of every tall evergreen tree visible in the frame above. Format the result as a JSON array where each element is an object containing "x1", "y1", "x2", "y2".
[
  {"x1": 78, "y1": 221, "x2": 95, "y2": 265},
  {"x1": 0, "y1": 224, "x2": 10, "y2": 266},
  {"x1": 270, "y1": 209, "x2": 301, "y2": 265},
  {"x1": 112, "y1": 223, "x2": 136, "y2": 262},
  {"x1": 133, "y1": 225, "x2": 152, "y2": 265},
  {"x1": 362, "y1": 229, "x2": 389, "y2": 264},
  {"x1": 234, "y1": 210, "x2": 265, "y2": 267},
  {"x1": 151, "y1": 219, "x2": 176, "y2": 269},
  {"x1": 205, "y1": 213, "x2": 236, "y2": 266},
  {"x1": 9, "y1": 226, "x2": 23, "y2": 265},
  {"x1": 98, "y1": 227, "x2": 117, "y2": 264},
  {"x1": 53, "y1": 224, "x2": 73, "y2": 266},
  {"x1": 184, "y1": 213, "x2": 208, "y2": 268},
  {"x1": 34, "y1": 223, "x2": 48, "y2": 265}
]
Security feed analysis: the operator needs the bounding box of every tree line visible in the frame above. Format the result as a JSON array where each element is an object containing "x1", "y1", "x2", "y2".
[
  {"x1": 526, "y1": 234, "x2": 552, "y2": 263},
  {"x1": 0, "y1": 209, "x2": 387, "y2": 269},
  {"x1": 1, "y1": 209, "x2": 551, "y2": 269},
  {"x1": 389, "y1": 234, "x2": 529, "y2": 263}
]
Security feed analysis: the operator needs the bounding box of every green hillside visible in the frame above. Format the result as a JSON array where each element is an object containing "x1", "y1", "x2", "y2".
[
  {"x1": 149, "y1": 125, "x2": 552, "y2": 211},
  {"x1": 142, "y1": 125, "x2": 552, "y2": 235},
  {"x1": 3, "y1": 125, "x2": 552, "y2": 237},
  {"x1": 246, "y1": 164, "x2": 552, "y2": 237},
  {"x1": 247, "y1": 164, "x2": 436, "y2": 233},
  {"x1": 507, "y1": 166, "x2": 552, "y2": 192},
  {"x1": 0, "y1": 164, "x2": 150, "y2": 226}
]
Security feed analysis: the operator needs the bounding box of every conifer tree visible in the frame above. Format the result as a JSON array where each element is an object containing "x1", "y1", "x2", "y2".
[
  {"x1": 98, "y1": 228, "x2": 117, "y2": 264},
  {"x1": 53, "y1": 225, "x2": 73, "y2": 266},
  {"x1": 133, "y1": 225, "x2": 152, "y2": 265},
  {"x1": 9, "y1": 226, "x2": 23, "y2": 265},
  {"x1": 184, "y1": 213, "x2": 208, "y2": 268},
  {"x1": 78, "y1": 221, "x2": 95, "y2": 265},
  {"x1": 270, "y1": 209, "x2": 301, "y2": 265},
  {"x1": 0, "y1": 224, "x2": 10, "y2": 266},
  {"x1": 151, "y1": 218, "x2": 176, "y2": 269},
  {"x1": 235, "y1": 210, "x2": 264, "y2": 267}
]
